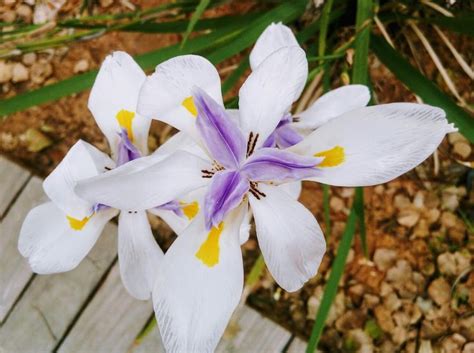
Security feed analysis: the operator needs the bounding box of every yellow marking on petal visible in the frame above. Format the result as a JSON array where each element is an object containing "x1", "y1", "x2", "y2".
[
  {"x1": 180, "y1": 201, "x2": 199, "y2": 220},
  {"x1": 314, "y1": 145, "x2": 345, "y2": 167},
  {"x1": 116, "y1": 109, "x2": 135, "y2": 141},
  {"x1": 182, "y1": 96, "x2": 198, "y2": 117},
  {"x1": 195, "y1": 222, "x2": 224, "y2": 267},
  {"x1": 66, "y1": 215, "x2": 91, "y2": 231}
]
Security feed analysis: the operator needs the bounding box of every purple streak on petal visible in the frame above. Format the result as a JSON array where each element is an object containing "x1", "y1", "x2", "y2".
[
  {"x1": 155, "y1": 199, "x2": 184, "y2": 217},
  {"x1": 93, "y1": 203, "x2": 111, "y2": 213},
  {"x1": 204, "y1": 170, "x2": 249, "y2": 230},
  {"x1": 275, "y1": 124, "x2": 303, "y2": 148},
  {"x1": 193, "y1": 86, "x2": 246, "y2": 169},
  {"x1": 262, "y1": 132, "x2": 276, "y2": 148},
  {"x1": 116, "y1": 129, "x2": 141, "y2": 167},
  {"x1": 241, "y1": 148, "x2": 322, "y2": 182}
]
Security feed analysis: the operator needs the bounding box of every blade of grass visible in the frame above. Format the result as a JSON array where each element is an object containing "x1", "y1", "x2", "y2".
[
  {"x1": 423, "y1": 13, "x2": 474, "y2": 36},
  {"x1": 1, "y1": 1, "x2": 306, "y2": 117},
  {"x1": 351, "y1": 0, "x2": 373, "y2": 257},
  {"x1": 370, "y1": 34, "x2": 474, "y2": 142},
  {"x1": 306, "y1": 209, "x2": 358, "y2": 353},
  {"x1": 181, "y1": 0, "x2": 211, "y2": 48}
]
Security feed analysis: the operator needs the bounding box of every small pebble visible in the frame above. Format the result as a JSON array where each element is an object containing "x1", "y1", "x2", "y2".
[
  {"x1": 73, "y1": 59, "x2": 89, "y2": 73},
  {"x1": 428, "y1": 278, "x2": 451, "y2": 306},
  {"x1": 453, "y1": 141, "x2": 472, "y2": 159},
  {"x1": 373, "y1": 248, "x2": 397, "y2": 271},
  {"x1": 397, "y1": 209, "x2": 420, "y2": 227},
  {"x1": 0, "y1": 61, "x2": 13, "y2": 83},
  {"x1": 16, "y1": 4, "x2": 32, "y2": 20},
  {"x1": 30, "y1": 60, "x2": 53, "y2": 84},
  {"x1": 11, "y1": 62, "x2": 29, "y2": 82},
  {"x1": 22, "y1": 52, "x2": 37, "y2": 66}
]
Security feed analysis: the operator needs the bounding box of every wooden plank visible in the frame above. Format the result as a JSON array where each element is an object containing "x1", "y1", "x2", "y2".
[
  {"x1": 216, "y1": 306, "x2": 292, "y2": 353},
  {"x1": 0, "y1": 177, "x2": 45, "y2": 321},
  {"x1": 57, "y1": 264, "x2": 153, "y2": 353},
  {"x1": 128, "y1": 306, "x2": 292, "y2": 353},
  {"x1": 0, "y1": 223, "x2": 118, "y2": 353},
  {"x1": 0, "y1": 156, "x2": 30, "y2": 218},
  {"x1": 286, "y1": 337, "x2": 308, "y2": 353}
]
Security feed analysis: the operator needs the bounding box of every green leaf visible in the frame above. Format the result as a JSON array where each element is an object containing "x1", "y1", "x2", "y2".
[
  {"x1": 370, "y1": 34, "x2": 474, "y2": 142},
  {"x1": 423, "y1": 13, "x2": 474, "y2": 36},
  {"x1": 350, "y1": 0, "x2": 373, "y2": 257},
  {"x1": 181, "y1": 0, "x2": 211, "y2": 48},
  {"x1": 306, "y1": 209, "x2": 358, "y2": 353}
]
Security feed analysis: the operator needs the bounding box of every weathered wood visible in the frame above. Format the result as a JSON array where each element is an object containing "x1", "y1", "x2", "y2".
[
  {"x1": 0, "y1": 223, "x2": 118, "y2": 353},
  {"x1": 0, "y1": 156, "x2": 30, "y2": 219},
  {"x1": 57, "y1": 264, "x2": 153, "y2": 353},
  {"x1": 286, "y1": 336, "x2": 309, "y2": 353},
  {"x1": 0, "y1": 177, "x2": 45, "y2": 322},
  {"x1": 216, "y1": 306, "x2": 292, "y2": 353}
]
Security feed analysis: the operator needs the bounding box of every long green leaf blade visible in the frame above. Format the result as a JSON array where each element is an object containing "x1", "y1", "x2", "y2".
[
  {"x1": 181, "y1": 0, "x2": 211, "y2": 48},
  {"x1": 370, "y1": 34, "x2": 474, "y2": 142},
  {"x1": 306, "y1": 210, "x2": 358, "y2": 353}
]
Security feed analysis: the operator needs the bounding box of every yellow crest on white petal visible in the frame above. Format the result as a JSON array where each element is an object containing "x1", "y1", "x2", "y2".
[
  {"x1": 182, "y1": 96, "x2": 198, "y2": 117},
  {"x1": 180, "y1": 201, "x2": 199, "y2": 220},
  {"x1": 196, "y1": 222, "x2": 224, "y2": 267},
  {"x1": 66, "y1": 214, "x2": 91, "y2": 231},
  {"x1": 116, "y1": 109, "x2": 135, "y2": 141},
  {"x1": 315, "y1": 145, "x2": 345, "y2": 167}
]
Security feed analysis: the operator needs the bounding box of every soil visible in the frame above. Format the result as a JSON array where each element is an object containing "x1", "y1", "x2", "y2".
[{"x1": 1, "y1": 1, "x2": 473, "y2": 352}]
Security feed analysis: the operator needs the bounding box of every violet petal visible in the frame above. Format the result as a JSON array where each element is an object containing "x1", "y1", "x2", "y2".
[
  {"x1": 204, "y1": 170, "x2": 249, "y2": 230},
  {"x1": 193, "y1": 87, "x2": 246, "y2": 169},
  {"x1": 241, "y1": 148, "x2": 322, "y2": 182},
  {"x1": 275, "y1": 124, "x2": 303, "y2": 148},
  {"x1": 155, "y1": 199, "x2": 184, "y2": 217},
  {"x1": 116, "y1": 129, "x2": 141, "y2": 166}
]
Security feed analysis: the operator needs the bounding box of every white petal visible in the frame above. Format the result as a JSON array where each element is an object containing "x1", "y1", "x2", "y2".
[
  {"x1": 153, "y1": 206, "x2": 245, "y2": 353},
  {"x1": 43, "y1": 140, "x2": 115, "y2": 219},
  {"x1": 250, "y1": 22, "x2": 300, "y2": 70},
  {"x1": 277, "y1": 181, "x2": 302, "y2": 200},
  {"x1": 238, "y1": 201, "x2": 252, "y2": 245},
  {"x1": 138, "y1": 55, "x2": 223, "y2": 140},
  {"x1": 249, "y1": 184, "x2": 326, "y2": 292},
  {"x1": 290, "y1": 103, "x2": 455, "y2": 187},
  {"x1": 118, "y1": 211, "x2": 163, "y2": 300},
  {"x1": 239, "y1": 46, "x2": 308, "y2": 149},
  {"x1": 89, "y1": 51, "x2": 149, "y2": 156},
  {"x1": 149, "y1": 187, "x2": 206, "y2": 235},
  {"x1": 18, "y1": 202, "x2": 117, "y2": 274},
  {"x1": 295, "y1": 85, "x2": 370, "y2": 130},
  {"x1": 75, "y1": 150, "x2": 212, "y2": 211},
  {"x1": 152, "y1": 131, "x2": 210, "y2": 161}
]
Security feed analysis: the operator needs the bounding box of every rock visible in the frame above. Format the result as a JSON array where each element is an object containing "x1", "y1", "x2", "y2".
[
  {"x1": 441, "y1": 334, "x2": 466, "y2": 353},
  {"x1": 11, "y1": 62, "x2": 29, "y2": 82},
  {"x1": 33, "y1": 0, "x2": 65, "y2": 24},
  {"x1": 30, "y1": 60, "x2": 53, "y2": 84},
  {"x1": 438, "y1": 252, "x2": 471, "y2": 276},
  {"x1": 453, "y1": 141, "x2": 472, "y2": 159},
  {"x1": 448, "y1": 132, "x2": 468, "y2": 145},
  {"x1": 394, "y1": 194, "x2": 411, "y2": 209},
  {"x1": 391, "y1": 326, "x2": 408, "y2": 346},
  {"x1": 362, "y1": 294, "x2": 379, "y2": 309},
  {"x1": 2, "y1": 10, "x2": 16, "y2": 22},
  {"x1": 0, "y1": 61, "x2": 13, "y2": 83},
  {"x1": 349, "y1": 329, "x2": 373, "y2": 353},
  {"x1": 418, "y1": 340, "x2": 433, "y2": 353},
  {"x1": 428, "y1": 278, "x2": 451, "y2": 306},
  {"x1": 23, "y1": 128, "x2": 52, "y2": 152},
  {"x1": 463, "y1": 342, "x2": 474, "y2": 353},
  {"x1": 373, "y1": 248, "x2": 397, "y2": 271},
  {"x1": 100, "y1": 0, "x2": 114, "y2": 7},
  {"x1": 459, "y1": 316, "x2": 474, "y2": 341},
  {"x1": 416, "y1": 297, "x2": 433, "y2": 314},
  {"x1": 397, "y1": 209, "x2": 420, "y2": 227},
  {"x1": 386, "y1": 260, "x2": 412, "y2": 284},
  {"x1": 330, "y1": 196, "x2": 345, "y2": 212},
  {"x1": 22, "y1": 52, "x2": 37, "y2": 66},
  {"x1": 16, "y1": 4, "x2": 32, "y2": 21},
  {"x1": 307, "y1": 295, "x2": 320, "y2": 319},
  {"x1": 374, "y1": 305, "x2": 395, "y2": 332},
  {"x1": 383, "y1": 292, "x2": 401, "y2": 312},
  {"x1": 420, "y1": 317, "x2": 449, "y2": 339},
  {"x1": 335, "y1": 310, "x2": 365, "y2": 331},
  {"x1": 73, "y1": 59, "x2": 89, "y2": 73}
]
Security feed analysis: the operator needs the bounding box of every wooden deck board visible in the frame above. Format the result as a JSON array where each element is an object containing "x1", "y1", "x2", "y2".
[
  {"x1": 0, "y1": 177, "x2": 45, "y2": 322},
  {"x1": 57, "y1": 264, "x2": 153, "y2": 353},
  {"x1": 0, "y1": 156, "x2": 30, "y2": 219},
  {"x1": 0, "y1": 160, "x2": 301, "y2": 353},
  {"x1": 0, "y1": 223, "x2": 117, "y2": 353}
]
